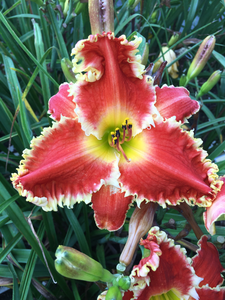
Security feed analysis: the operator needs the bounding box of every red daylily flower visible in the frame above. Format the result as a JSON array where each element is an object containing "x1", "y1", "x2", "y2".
[
  {"x1": 11, "y1": 32, "x2": 223, "y2": 231},
  {"x1": 98, "y1": 227, "x2": 224, "y2": 300},
  {"x1": 204, "y1": 176, "x2": 225, "y2": 235}
]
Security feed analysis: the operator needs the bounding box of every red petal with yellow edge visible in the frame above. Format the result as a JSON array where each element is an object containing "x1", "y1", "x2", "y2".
[
  {"x1": 48, "y1": 83, "x2": 76, "y2": 121},
  {"x1": 130, "y1": 227, "x2": 201, "y2": 300},
  {"x1": 192, "y1": 235, "x2": 224, "y2": 288},
  {"x1": 119, "y1": 118, "x2": 222, "y2": 208},
  {"x1": 155, "y1": 85, "x2": 200, "y2": 122},
  {"x1": 122, "y1": 290, "x2": 134, "y2": 300},
  {"x1": 190, "y1": 287, "x2": 225, "y2": 300},
  {"x1": 204, "y1": 176, "x2": 225, "y2": 235},
  {"x1": 70, "y1": 33, "x2": 156, "y2": 139},
  {"x1": 11, "y1": 117, "x2": 120, "y2": 211},
  {"x1": 92, "y1": 185, "x2": 133, "y2": 231}
]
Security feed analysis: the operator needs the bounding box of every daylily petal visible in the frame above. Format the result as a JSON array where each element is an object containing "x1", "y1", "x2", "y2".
[
  {"x1": 189, "y1": 287, "x2": 225, "y2": 300},
  {"x1": 48, "y1": 83, "x2": 76, "y2": 121},
  {"x1": 11, "y1": 117, "x2": 120, "y2": 211},
  {"x1": 192, "y1": 235, "x2": 224, "y2": 288},
  {"x1": 92, "y1": 185, "x2": 133, "y2": 231},
  {"x1": 155, "y1": 85, "x2": 200, "y2": 122},
  {"x1": 204, "y1": 176, "x2": 225, "y2": 235},
  {"x1": 69, "y1": 32, "x2": 157, "y2": 139},
  {"x1": 119, "y1": 118, "x2": 222, "y2": 208},
  {"x1": 192, "y1": 287, "x2": 225, "y2": 300},
  {"x1": 129, "y1": 227, "x2": 201, "y2": 300}
]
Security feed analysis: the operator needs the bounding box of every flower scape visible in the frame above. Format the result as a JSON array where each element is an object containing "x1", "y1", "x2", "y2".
[{"x1": 11, "y1": 32, "x2": 225, "y2": 234}]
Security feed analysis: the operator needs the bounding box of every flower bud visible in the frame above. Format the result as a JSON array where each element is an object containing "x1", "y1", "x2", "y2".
[
  {"x1": 75, "y1": 2, "x2": 86, "y2": 15},
  {"x1": 197, "y1": 70, "x2": 221, "y2": 98},
  {"x1": 179, "y1": 74, "x2": 187, "y2": 86},
  {"x1": 112, "y1": 274, "x2": 131, "y2": 291},
  {"x1": 128, "y1": 0, "x2": 141, "y2": 9},
  {"x1": 105, "y1": 286, "x2": 122, "y2": 300},
  {"x1": 168, "y1": 33, "x2": 180, "y2": 48},
  {"x1": 119, "y1": 202, "x2": 158, "y2": 266},
  {"x1": 186, "y1": 35, "x2": 216, "y2": 82},
  {"x1": 154, "y1": 46, "x2": 179, "y2": 79},
  {"x1": 128, "y1": 0, "x2": 135, "y2": 7},
  {"x1": 117, "y1": 276, "x2": 131, "y2": 290},
  {"x1": 150, "y1": 10, "x2": 158, "y2": 23},
  {"x1": 89, "y1": 0, "x2": 114, "y2": 34},
  {"x1": 63, "y1": 0, "x2": 69, "y2": 16},
  {"x1": 55, "y1": 246, "x2": 114, "y2": 283},
  {"x1": 61, "y1": 58, "x2": 76, "y2": 83}
]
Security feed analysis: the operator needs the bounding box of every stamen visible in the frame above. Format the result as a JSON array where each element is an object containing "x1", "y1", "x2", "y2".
[
  {"x1": 111, "y1": 132, "x2": 115, "y2": 146},
  {"x1": 126, "y1": 124, "x2": 132, "y2": 142},
  {"x1": 115, "y1": 128, "x2": 120, "y2": 137},
  {"x1": 113, "y1": 137, "x2": 117, "y2": 146},
  {"x1": 120, "y1": 124, "x2": 126, "y2": 144},
  {"x1": 108, "y1": 118, "x2": 132, "y2": 163},
  {"x1": 118, "y1": 144, "x2": 131, "y2": 162}
]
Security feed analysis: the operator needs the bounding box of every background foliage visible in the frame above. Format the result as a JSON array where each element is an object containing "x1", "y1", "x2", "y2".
[{"x1": 0, "y1": 0, "x2": 225, "y2": 299}]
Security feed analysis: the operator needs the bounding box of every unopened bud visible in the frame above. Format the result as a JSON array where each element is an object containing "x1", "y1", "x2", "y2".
[
  {"x1": 89, "y1": 0, "x2": 114, "y2": 34},
  {"x1": 117, "y1": 276, "x2": 131, "y2": 290},
  {"x1": 168, "y1": 33, "x2": 180, "y2": 47},
  {"x1": 187, "y1": 35, "x2": 216, "y2": 82},
  {"x1": 119, "y1": 202, "x2": 158, "y2": 266},
  {"x1": 128, "y1": 0, "x2": 135, "y2": 7},
  {"x1": 55, "y1": 246, "x2": 114, "y2": 283},
  {"x1": 75, "y1": 2, "x2": 86, "y2": 15},
  {"x1": 63, "y1": 0, "x2": 69, "y2": 16},
  {"x1": 150, "y1": 10, "x2": 158, "y2": 23},
  {"x1": 61, "y1": 58, "x2": 76, "y2": 83},
  {"x1": 141, "y1": 43, "x2": 149, "y2": 66},
  {"x1": 128, "y1": 0, "x2": 141, "y2": 9},
  {"x1": 106, "y1": 286, "x2": 122, "y2": 300},
  {"x1": 179, "y1": 74, "x2": 187, "y2": 86},
  {"x1": 197, "y1": 70, "x2": 221, "y2": 98}
]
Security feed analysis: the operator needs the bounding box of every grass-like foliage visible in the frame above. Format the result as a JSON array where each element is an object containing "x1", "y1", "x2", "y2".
[{"x1": 0, "y1": 0, "x2": 225, "y2": 299}]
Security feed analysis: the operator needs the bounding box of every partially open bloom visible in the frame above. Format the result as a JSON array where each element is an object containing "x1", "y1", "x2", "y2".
[
  {"x1": 154, "y1": 46, "x2": 179, "y2": 79},
  {"x1": 101, "y1": 227, "x2": 224, "y2": 300},
  {"x1": 11, "y1": 32, "x2": 223, "y2": 231}
]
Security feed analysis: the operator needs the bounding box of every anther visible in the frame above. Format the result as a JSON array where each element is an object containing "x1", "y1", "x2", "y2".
[
  {"x1": 113, "y1": 137, "x2": 118, "y2": 145},
  {"x1": 115, "y1": 128, "x2": 120, "y2": 137},
  {"x1": 126, "y1": 124, "x2": 133, "y2": 142},
  {"x1": 125, "y1": 118, "x2": 129, "y2": 125},
  {"x1": 120, "y1": 124, "x2": 126, "y2": 144}
]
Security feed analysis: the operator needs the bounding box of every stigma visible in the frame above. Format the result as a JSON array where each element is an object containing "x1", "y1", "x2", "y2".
[{"x1": 109, "y1": 118, "x2": 132, "y2": 162}]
